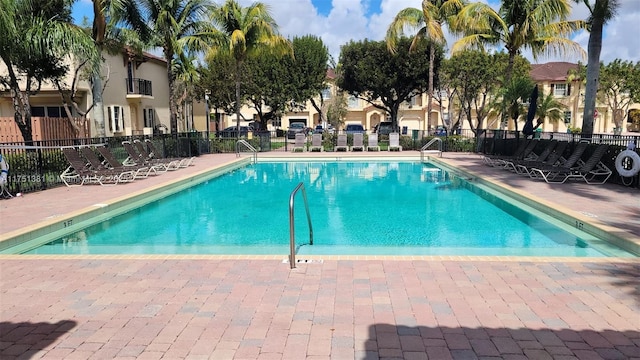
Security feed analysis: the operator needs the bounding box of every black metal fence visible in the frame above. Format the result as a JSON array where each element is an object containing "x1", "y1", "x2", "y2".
[
  {"x1": 1, "y1": 129, "x2": 639, "y2": 195},
  {"x1": 478, "y1": 130, "x2": 640, "y2": 188}
]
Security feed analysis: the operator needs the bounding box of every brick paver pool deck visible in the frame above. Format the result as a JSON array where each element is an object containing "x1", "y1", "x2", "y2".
[{"x1": 1, "y1": 152, "x2": 638, "y2": 359}]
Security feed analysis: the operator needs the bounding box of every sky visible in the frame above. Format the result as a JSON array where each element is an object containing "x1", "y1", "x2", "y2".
[{"x1": 73, "y1": 0, "x2": 640, "y2": 65}]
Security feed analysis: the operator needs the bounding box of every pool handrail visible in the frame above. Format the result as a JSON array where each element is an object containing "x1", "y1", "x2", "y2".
[
  {"x1": 236, "y1": 140, "x2": 257, "y2": 163},
  {"x1": 289, "y1": 182, "x2": 314, "y2": 269},
  {"x1": 420, "y1": 138, "x2": 443, "y2": 161}
]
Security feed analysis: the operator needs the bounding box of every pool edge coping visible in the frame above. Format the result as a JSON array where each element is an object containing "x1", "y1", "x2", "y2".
[
  {"x1": 429, "y1": 155, "x2": 640, "y2": 257},
  {"x1": 0, "y1": 153, "x2": 637, "y2": 260},
  {"x1": 0, "y1": 157, "x2": 252, "y2": 253}
]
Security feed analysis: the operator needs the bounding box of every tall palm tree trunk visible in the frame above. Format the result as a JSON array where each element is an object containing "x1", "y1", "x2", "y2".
[
  {"x1": 92, "y1": 0, "x2": 106, "y2": 137},
  {"x1": 166, "y1": 49, "x2": 178, "y2": 135},
  {"x1": 500, "y1": 52, "x2": 517, "y2": 132},
  {"x1": 427, "y1": 45, "x2": 434, "y2": 133},
  {"x1": 235, "y1": 61, "x2": 242, "y2": 140},
  {"x1": 582, "y1": 16, "x2": 604, "y2": 138},
  {"x1": 92, "y1": 74, "x2": 106, "y2": 137}
]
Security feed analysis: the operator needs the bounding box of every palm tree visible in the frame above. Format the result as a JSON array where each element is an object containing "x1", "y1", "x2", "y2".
[
  {"x1": 136, "y1": 0, "x2": 213, "y2": 135},
  {"x1": 206, "y1": 0, "x2": 291, "y2": 138},
  {"x1": 536, "y1": 90, "x2": 567, "y2": 132},
  {"x1": 386, "y1": 0, "x2": 466, "y2": 132},
  {"x1": 0, "y1": 0, "x2": 98, "y2": 143},
  {"x1": 573, "y1": 0, "x2": 620, "y2": 137},
  {"x1": 497, "y1": 76, "x2": 535, "y2": 134},
  {"x1": 452, "y1": 0, "x2": 586, "y2": 94},
  {"x1": 90, "y1": 0, "x2": 149, "y2": 137},
  {"x1": 173, "y1": 52, "x2": 200, "y2": 131}
]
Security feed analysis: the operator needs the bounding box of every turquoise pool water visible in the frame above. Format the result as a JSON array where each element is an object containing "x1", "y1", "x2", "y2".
[{"x1": 22, "y1": 161, "x2": 633, "y2": 257}]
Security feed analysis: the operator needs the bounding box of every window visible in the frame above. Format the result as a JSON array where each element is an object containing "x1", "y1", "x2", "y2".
[
  {"x1": 564, "y1": 111, "x2": 572, "y2": 124},
  {"x1": 143, "y1": 108, "x2": 155, "y2": 128},
  {"x1": 348, "y1": 95, "x2": 359, "y2": 108},
  {"x1": 407, "y1": 95, "x2": 418, "y2": 107},
  {"x1": 126, "y1": 61, "x2": 135, "y2": 93},
  {"x1": 108, "y1": 106, "x2": 124, "y2": 132},
  {"x1": 31, "y1": 106, "x2": 66, "y2": 117},
  {"x1": 31, "y1": 107, "x2": 45, "y2": 117},
  {"x1": 552, "y1": 83, "x2": 571, "y2": 97},
  {"x1": 321, "y1": 87, "x2": 332, "y2": 99},
  {"x1": 47, "y1": 106, "x2": 61, "y2": 118}
]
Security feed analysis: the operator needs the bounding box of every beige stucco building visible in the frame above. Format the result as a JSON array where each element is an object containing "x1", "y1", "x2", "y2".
[
  {"x1": 218, "y1": 61, "x2": 640, "y2": 136},
  {"x1": 1, "y1": 49, "x2": 206, "y2": 140},
  {"x1": 529, "y1": 62, "x2": 640, "y2": 134},
  {"x1": 216, "y1": 69, "x2": 443, "y2": 135},
  {"x1": 3, "y1": 55, "x2": 637, "y2": 141}
]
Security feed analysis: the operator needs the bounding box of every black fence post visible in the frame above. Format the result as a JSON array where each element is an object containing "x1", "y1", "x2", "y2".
[{"x1": 36, "y1": 141, "x2": 46, "y2": 190}]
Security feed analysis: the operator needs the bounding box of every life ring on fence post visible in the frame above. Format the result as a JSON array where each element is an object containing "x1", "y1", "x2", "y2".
[
  {"x1": 0, "y1": 154, "x2": 8, "y2": 185},
  {"x1": 615, "y1": 150, "x2": 640, "y2": 178}
]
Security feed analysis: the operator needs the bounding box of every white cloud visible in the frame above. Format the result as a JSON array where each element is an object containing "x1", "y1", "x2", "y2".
[
  {"x1": 257, "y1": 0, "x2": 640, "y2": 65},
  {"x1": 115, "y1": 0, "x2": 639, "y2": 64}
]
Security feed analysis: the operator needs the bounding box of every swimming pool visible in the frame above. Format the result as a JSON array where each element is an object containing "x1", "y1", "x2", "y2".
[{"x1": 12, "y1": 160, "x2": 634, "y2": 257}]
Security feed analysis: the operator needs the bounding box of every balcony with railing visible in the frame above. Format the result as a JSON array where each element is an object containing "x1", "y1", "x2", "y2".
[{"x1": 126, "y1": 78, "x2": 153, "y2": 97}]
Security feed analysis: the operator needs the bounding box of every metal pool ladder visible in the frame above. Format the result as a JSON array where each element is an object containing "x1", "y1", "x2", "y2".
[
  {"x1": 236, "y1": 140, "x2": 257, "y2": 163},
  {"x1": 420, "y1": 137, "x2": 443, "y2": 162},
  {"x1": 289, "y1": 182, "x2": 313, "y2": 269}
]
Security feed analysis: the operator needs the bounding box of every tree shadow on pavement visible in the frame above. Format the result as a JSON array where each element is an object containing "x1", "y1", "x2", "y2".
[
  {"x1": 362, "y1": 323, "x2": 639, "y2": 359},
  {"x1": 0, "y1": 320, "x2": 77, "y2": 359}
]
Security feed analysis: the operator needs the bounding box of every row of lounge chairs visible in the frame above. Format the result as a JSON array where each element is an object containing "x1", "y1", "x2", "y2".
[
  {"x1": 295, "y1": 132, "x2": 402, "y2": 152},
  {"x1": 483, "y1": 139, "x2": 613, "y2": 184},
  {"x1": 60, "y1": 139, "x2": 195, "y2": 187}
]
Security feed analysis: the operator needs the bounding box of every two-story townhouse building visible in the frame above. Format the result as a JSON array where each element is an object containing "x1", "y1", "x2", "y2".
[
  {"x1": 1, "y1": 48, "x2": 205, "y2": 141},
  {"x1": 216, "y1": 69, "x2": 439, "y2": 135},
  {"x1": 530, "y1": 61, "x2": 640, "y2": 134}
]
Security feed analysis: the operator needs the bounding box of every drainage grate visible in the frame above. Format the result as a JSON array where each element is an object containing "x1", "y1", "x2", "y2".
[
  {"x1": 282, "y1": 258, "x2": 324, "y2": 264},
  {"x1": 579, "y1": 211, "x2": 598, "y2": 218},
  {"x1": 297, "y1": 259, "x2": 323, "y2": 264}
]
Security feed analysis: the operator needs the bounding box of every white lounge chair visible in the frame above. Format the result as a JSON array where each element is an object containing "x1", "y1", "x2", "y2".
[
  {"x1": 334, "y1": 134, "x2": 348, "y2": 152},
  {"x1": 292, "y1": 133, "x2": 306, "y2": 152},
  {"x1": 351, "y1": 133, "x2": 365, "y2": 151},
  {"x1": 388, "y1": 133, "x2": 402, "y2": 151},
  {"x1": 367, "y1": 134, "x2": 380, "y2": 151},
  {"x1": 309, "y1": 133, "x2": 323, "y2": 152}
]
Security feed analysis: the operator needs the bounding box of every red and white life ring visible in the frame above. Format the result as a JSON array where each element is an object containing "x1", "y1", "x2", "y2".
[
  {"x1": 615, "y1": 150, "x2": 640, "y2": 178},
  {"x1": 0, "y1": 154, "x2": 8, "y2": 186}
]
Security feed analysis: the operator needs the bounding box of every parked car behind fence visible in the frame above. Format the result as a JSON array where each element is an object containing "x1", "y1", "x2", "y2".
[{"x1": 287, "y1": 122, "x2": 309, "y2": 139}]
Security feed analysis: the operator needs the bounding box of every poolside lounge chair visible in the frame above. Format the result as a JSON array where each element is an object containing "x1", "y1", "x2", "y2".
[
  {"x1": 60, "y1": 148, "x2": 134, "y2": 186},
  {"x1": 529, "y1": 144, "x2": 612, "y2": 184},
  {"x1": 134, "y1": 140, "x2": 182, "y2": 170},
  {"x1": 80, "y1": 146, "x2": 112, "y2": 171},
  {"x1": 122, "y1": 141, "x2": 177, "y2": 172},
  {"x1": 309, "y1": 133, "x2": 323, "y2": 152},
  {"x1": 334, "y1": 134, "x2": 348, "y2": 152},
  {"x1": 529, "y1": 141, "x2": 590, "y2": 181},
  {"x1": 482, "y1": 139, "x2": 530, "y2": 166},
  {"x1": 351, "y1": 133, "x2": 365, "y2": 151},
  {"x1": 95, "y1": 146, "x2": 156, "y2": 178},
  {"x1": 504, "y1": 140, "x2": 557, "y2": 173},
  {"x1": 388, "y1": 133, "x2": 402, "y2": 151},
  {"x1": 515, "y1": 141, "x2": 568, "y2": 176},
  {"x1": 144, "y1": 139, "x2": 194, "y2": 167},
  {"x1": 292, "y1": 133, "x2": 306, "y2": 152},
  {"x1": 367, "y1": 133, "x2": 380, "y2": 151},
  {"x1": 491, "y1": 139, "x2": 538, "y2": 167}
]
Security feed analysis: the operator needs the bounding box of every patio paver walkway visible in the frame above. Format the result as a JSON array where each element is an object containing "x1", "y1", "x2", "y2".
[{"x1": 1, "y1": 151, "x2": 638, "y2": 359}]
